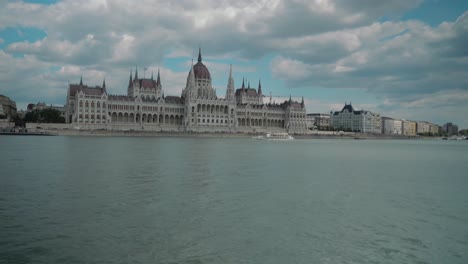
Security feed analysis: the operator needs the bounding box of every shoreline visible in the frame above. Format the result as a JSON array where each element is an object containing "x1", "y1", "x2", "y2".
[{"x1": 22, "y1": 128, "x2": 432, "y2": 140}]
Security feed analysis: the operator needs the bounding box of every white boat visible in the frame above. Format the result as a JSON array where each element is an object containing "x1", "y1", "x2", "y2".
[{"x1": 253, "y1": 132, "x2": 294, "y2": 141}]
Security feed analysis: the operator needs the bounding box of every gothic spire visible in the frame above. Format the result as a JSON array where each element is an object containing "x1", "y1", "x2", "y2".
[
  {"x1": 156, "y1": 68, "x2": 161, "y2": 86},
  {"x1": 102, "y1": 78, "x2": 106, "y2": 89},
  {"x1": 151, "y1": 71, "x2": 154, "y2": 80},
  {"x1": 128, "y1": 70, "x2": 133, "y2": 87},
  {"x1": 258, "y1": 79, "x2": 262, "y2": 94},
  {"x1": 301, "y1": 96, "x2": 304, "y2": 107},
  {"x1": 241, "y1": 77, "x2": 245, "y2": 90},
  {"x1": 134, "y1": 66, "x2": 138, "y2": 80},
  {"x1": 248, "y1": 81, "x2": 250, "y2": 89},
  {"x1": 289, "y1": 94, "x2": 292, "y2": 103},
  {"x1": 226, "y1": 64, "x2": 235, "y2": 100},
  {"x1": 198, "y1": 47, "x2": 202, "y2": 62},
  {"x1": 79, "y1": 75, "x2": 83, "y2": 86}
]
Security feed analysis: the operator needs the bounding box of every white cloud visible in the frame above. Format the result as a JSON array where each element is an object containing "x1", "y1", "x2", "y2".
[{"x1": 0, "y1": 0, "x2": 466, "y2": 127}]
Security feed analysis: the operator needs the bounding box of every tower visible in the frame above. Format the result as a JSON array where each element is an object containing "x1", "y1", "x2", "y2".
[{"x1": 225, "y1": 64, "x2": 235, "y2": 101}]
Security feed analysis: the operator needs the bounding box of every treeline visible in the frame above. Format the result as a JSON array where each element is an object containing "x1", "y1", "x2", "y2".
[{"x1": 23, "y1": 109, "x2": 65, "y2": 123}]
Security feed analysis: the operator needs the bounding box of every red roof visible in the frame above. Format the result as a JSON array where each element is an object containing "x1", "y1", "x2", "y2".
[
  {"x1": 139, "y1": 79, "x2": 156, "y2": 89},
  {"x1": 69, "y1": 84, "x2": 105, "y2": 96},
  {"x1": 235, "y1": 88, "x2": 258, "y2": 96},
  {"x1": 193, "y1": 61, "x2": 211, "y2": 79}
]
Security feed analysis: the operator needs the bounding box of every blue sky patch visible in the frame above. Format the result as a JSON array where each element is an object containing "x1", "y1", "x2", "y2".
[
  {"x1": 23, "y1": 0, "x2": 59, "y2": 5},
  {"x1": 0, "y1": 27, "x2": 47, "y2": 49}
]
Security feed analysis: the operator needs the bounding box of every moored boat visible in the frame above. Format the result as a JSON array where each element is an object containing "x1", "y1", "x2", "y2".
[{"x1": 254, "y1": 132, "x2": 294, "y2": 140}]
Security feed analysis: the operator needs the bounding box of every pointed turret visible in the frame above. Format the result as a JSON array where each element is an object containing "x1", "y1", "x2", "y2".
[
  {"x1": 102, "y1": 78, "x2": 106, "y2": 93},
  {"x1": 258, "y1": 79, "x2": 262, "y2": 95},
  {"x1": 128, "y1": 71, "x2": 133, "y2": 87},
  {"x1": 79, "y1": 75, "x2": 83, "y2": 86},
  {"x1": 301, "y1": 96, "x2": 304, "y2": 107},
  {"x1": 156, "y1": 68, "x2": 161, "y2": 86},
  {"x1": 134, "y1": 66, "x2": 138, "y2": 80},
  {"x1": 248, "y1": 81, "x2": 250, "y2": 89},
  {"x1": 226, "y1": 64, "x2": 235, "y2": 100},
  {"x1": 151, "y1": 71, "x2": 154, "y2": 80},
  {"x1": 198, "y1": 47, "x2": 202, "y2": 62},
  {"x1": 289, "y1": 94, "x2": 292, "y2": 103},
  {"x1": 185, "y1": 60, "x2": 196, "y2": 99}
]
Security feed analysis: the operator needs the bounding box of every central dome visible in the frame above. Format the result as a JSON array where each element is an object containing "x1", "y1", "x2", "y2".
[{"x1": 193, "y1": 48, "x2": 211, "y2": 80}]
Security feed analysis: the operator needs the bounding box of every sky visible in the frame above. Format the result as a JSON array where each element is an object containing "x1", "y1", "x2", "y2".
[{"x1": 0, "y1": 0, "x2": 467, "y2": 128}]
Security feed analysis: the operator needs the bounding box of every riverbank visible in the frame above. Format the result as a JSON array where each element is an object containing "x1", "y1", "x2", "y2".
[{"x1": 25, "y1": 128, "x2": 432, "y2": 140}]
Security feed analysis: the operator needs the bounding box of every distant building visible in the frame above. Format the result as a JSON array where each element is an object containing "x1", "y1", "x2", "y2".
[
  {"x1": 306, "y1": 113, "x2": 330, "y2": 130},
  {"x1": 429, "y1": 123, "x2": 441, "y2": 135},
  {"x1": 382, "y1": 117, "x2": 402, "y2": 135},
  {"x1": 306, "y1": 114, "x2": 315, "y2": 129},
  {"x1": 401, "y1": 120, "x2": 417, "y2": 136},
  {"x1": 330, "y1": 103, "x2": 381, "y2": 133},
  {"x1": 65, "y1": 49, "x2": 308, "y2": 134},
  {"x1": 416, "y1": 121, "x2": 431, "y2": 134},
  {"x1": 442, "y1": 122, "x2": 458, "y2": 136},
  {"x1": 27, "y1": 102, "x2": 66, "y2": 118},
  {"x1": 0, "y1": 95, "x2": 17, "y2": 121}
]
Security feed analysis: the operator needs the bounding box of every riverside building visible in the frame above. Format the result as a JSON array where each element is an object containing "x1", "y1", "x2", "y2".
[
  {"x1": 65, "y1": 49, "x2": 307, "y2": 134},
  {"x1": 382, "y1": 117, "x2": 402, "y2": 135},
  {"x1": 402, "y1": 120, "x2": 417, "y2": 136},
  {"x1": 330, "y1": 103, "x2": 381, "y2": 133}
]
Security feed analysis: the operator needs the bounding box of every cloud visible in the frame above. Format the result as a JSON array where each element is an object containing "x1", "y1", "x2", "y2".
[
  {"x1": 0, "y1": 0, "x2": 466, "y2": 127},
  {"x1": 270, "y1": 12, "x2": 468, "y2": 101}
]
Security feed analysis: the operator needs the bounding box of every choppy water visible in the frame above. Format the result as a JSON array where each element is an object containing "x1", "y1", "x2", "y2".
[{"x1": 1, "y1": 136, "x2": 467, "y2": 264}]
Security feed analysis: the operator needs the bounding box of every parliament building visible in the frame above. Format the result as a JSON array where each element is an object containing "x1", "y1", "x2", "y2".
[{"x1": 65, "y1": 49, "x2": 307, "y2": 134}]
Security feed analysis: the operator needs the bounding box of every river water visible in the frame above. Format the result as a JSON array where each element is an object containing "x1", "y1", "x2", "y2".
[{"x1": 1, "y1": 136, "x2": 467, "y2": 263}]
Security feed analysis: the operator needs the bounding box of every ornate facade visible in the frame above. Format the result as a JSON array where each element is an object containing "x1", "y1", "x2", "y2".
[
  {"x1": 65, "y1": 49, "x2": 307, "y2": 134},
  {"x1": 330, "y1": 103, "x2": 382, "y2": 133}
]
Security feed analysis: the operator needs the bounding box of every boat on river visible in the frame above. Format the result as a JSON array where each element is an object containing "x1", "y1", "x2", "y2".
[{"x1": 253, "y1": 132, "x2": 294, "y2": 141}]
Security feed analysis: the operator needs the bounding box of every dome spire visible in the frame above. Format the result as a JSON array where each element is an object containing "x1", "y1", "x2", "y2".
[{"x1": 198, "y1": 47, "x2": 202, "y2": 62}]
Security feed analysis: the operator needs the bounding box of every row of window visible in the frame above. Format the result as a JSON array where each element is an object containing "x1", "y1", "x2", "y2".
[
  {"x1": 78, "y1": 114, "x2": 106, "y2": 119},
  {"x1": 193, "y1": 105, "x2": 232, "y2": 114},
  {"x1": 106, "y1": 104, "x2": 184, "y2": 113},
  {"x1": 78, "y1": 101, "x2": 106, "y2": 108},
  {"x1": 195, "y1": 119, "x2": 233, "y2": 124}
]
